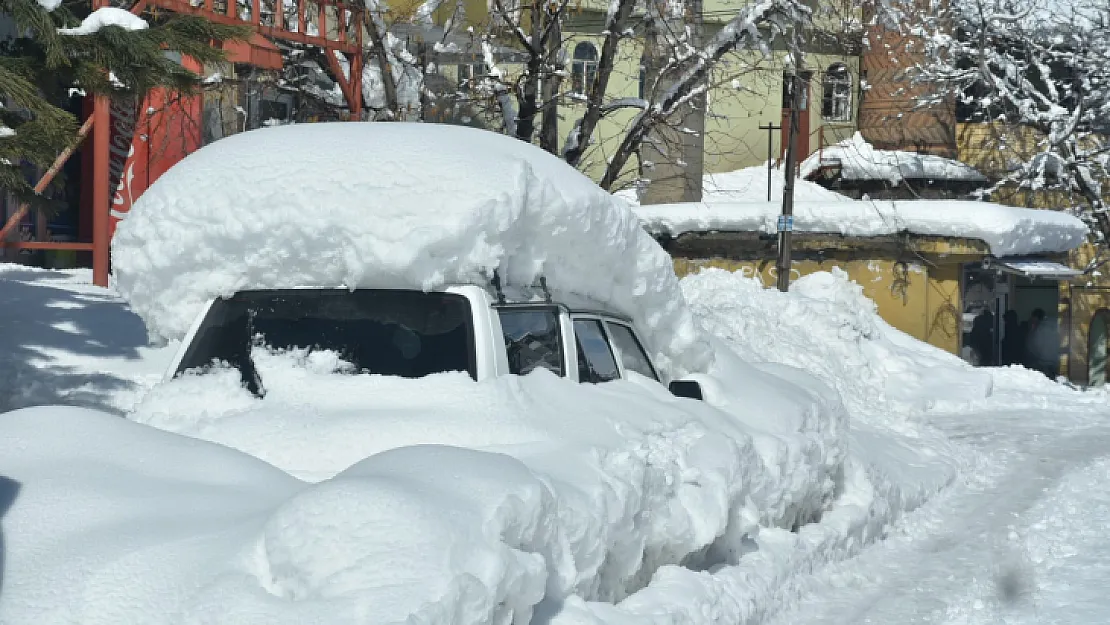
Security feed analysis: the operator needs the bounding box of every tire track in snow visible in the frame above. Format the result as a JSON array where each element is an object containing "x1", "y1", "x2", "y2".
[{"x1": 762, "y1": 413, "x2": 1110, "y2": 625}]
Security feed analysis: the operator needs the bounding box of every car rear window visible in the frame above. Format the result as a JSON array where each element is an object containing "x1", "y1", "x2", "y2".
[{"x1": 175, "y1": 289, "x2": 476, "y2": 392}]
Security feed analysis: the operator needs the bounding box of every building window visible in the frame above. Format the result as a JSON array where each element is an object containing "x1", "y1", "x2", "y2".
[
  {"x1": 457, "y1": 63, "x2": 488, "y2": 92},
  {"x1": 821, "y1": 63, "x2": 852, "y2": 122},
  {"x1": 571, "y1": 41, "x2": 598, "y2": 96}
]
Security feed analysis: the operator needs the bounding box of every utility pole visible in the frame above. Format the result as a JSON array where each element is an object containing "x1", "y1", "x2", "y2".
[
  {"x1": 776, "y1": 70, "x2": 802, "y2": 292},
  {"x1": 758, "y1": 121, "x2": 781, "y2": 201}
]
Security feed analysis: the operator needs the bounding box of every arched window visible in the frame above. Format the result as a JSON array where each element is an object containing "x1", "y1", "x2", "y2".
[
  {"x1": 571, "y1": 41, "x2": 598, "y2": 96},
  {"x1": 821, "y1": 63, "x2": 852, "y2": 121}
]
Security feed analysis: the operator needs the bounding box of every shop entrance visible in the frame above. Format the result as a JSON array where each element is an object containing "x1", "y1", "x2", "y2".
[{"x1": 961, "y1": 259, "x2": 1076, "y2": 376}]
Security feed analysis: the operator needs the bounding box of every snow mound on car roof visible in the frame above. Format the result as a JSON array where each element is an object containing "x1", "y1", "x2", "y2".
[{"x1": 111, "y1": 122, "x2": 711, "y2": 376}]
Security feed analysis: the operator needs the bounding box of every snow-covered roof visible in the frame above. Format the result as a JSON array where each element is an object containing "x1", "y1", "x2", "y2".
[
  {"x1": 633, "y1": 199, "x2": 1089, "y2": 256},
  {"x1": 800, "y1": 132, "x2": 988, "y2": 185},
  {"x1": 112, "y1": 122, "x2": 711, "y2": 377}
]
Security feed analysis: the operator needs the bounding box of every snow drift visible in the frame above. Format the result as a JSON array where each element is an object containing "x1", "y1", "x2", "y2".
[
  {"x1": 798, "y1": 131, "x2": 987, "y2": 184},
  {"x1": 681, "y1": 267, "x2": 994, "y2": 419},
  {"x1": 111, "y1": 122, "x2": 710, "y2": 377},
  {"x1": 3, "y1": 354, "x2": 848, "y2": 625}
]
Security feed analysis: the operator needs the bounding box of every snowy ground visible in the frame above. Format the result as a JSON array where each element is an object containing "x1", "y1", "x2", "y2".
[
  {"x1": 768, "y1": 407, "x2": 1110, "y2": 625},
  {"x1": 2, "y1": 265, "x2": 1109, "y2": 625},
  {"x1": 0, "y1": 265, "x2": 175, "y2": 414}
]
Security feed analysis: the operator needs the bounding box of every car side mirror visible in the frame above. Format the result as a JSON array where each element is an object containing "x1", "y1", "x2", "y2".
[{"x1": 668, "y1": 379, "x2": 704, "y2": 401}]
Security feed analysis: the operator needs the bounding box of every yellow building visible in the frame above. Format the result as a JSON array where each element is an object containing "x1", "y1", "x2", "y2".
[
  {"x1": 665, "y1": 232, "x2": 973, "y2": 356},
  {"x1": 638, "y1": 199, "x2": 1088, "y2": 377}
]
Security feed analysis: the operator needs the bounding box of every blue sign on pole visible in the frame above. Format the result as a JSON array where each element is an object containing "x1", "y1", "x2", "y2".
[{"x1": 777, "y1": 215, "x2": 794, "y2": 233}]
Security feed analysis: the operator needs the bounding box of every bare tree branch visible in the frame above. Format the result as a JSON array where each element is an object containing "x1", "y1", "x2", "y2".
[
  {"x1": 598, "y1": 0, "x2": 808, "y2": 190},
  {"x1": 563, "y1": 0, "x2": 638, "y2": 166}
]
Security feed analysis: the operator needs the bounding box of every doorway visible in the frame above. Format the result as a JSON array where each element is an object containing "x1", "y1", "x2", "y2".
[
  {"x1": 961, "y1": 265, "x2": 1011, "y2": 366},
  {"x1": 1088, "y1": 310, "x2": 1109, "y2": 386}
]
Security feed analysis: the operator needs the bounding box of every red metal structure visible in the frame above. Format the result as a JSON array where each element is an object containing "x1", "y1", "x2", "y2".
[{"x1": 0, "y1": 0, "x2": 365, "y2": 286}]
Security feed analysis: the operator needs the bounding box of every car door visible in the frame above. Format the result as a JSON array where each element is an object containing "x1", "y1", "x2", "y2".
[{"x1": 601, "y1": 319, "x2": 660, "y2": 382}]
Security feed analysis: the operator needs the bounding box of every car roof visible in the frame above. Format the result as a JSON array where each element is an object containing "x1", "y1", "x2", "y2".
[{"x1": 224, "y1": 284, "x2": 636, "y2": 325}]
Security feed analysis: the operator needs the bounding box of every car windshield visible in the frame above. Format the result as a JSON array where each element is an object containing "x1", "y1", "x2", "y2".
[{"x1": 174, "y1": 289, "x2": 476, "y2": 393}]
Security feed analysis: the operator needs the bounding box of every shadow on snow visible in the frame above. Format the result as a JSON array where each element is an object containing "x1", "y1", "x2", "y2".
[{"x1": 0, "y1": 269, "x2": 149, "y2": 414}]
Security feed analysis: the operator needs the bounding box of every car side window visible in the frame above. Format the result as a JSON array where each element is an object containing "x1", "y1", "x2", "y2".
[
  {"x1": 605, "y1": 321, "x2": 659, "y2": 381},
  {"x1": 498, "y1": 308, "x2": 564, "y2": 376},
  {"x1": 573, "y1": 318, "x2": 620, "y2": 383}
]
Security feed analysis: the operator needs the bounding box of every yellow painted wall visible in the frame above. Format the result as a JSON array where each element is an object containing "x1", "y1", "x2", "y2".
[
  {"x1": 672, "y1": 256, "x2": 963, "y2": 354},
  {"x1": 1062, "y1": 242, "x2": 1110, "y2": 383}
]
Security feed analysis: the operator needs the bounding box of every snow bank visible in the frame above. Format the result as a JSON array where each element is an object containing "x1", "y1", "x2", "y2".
[
  {"x1": 799, "y1": 132, "x2": 987, "y2": 184},
  {"x1": 112, "y1": 122, "x2": 710, "y2": 377},
  {"x1": 58, "y1": 7, "x2": 149, "y2": 35},
  {"x1": 616, "y1": 164, "x2": 852, "y2": 205},
  {"x1": 635, "y1": 199, "x2": 1088, "y2": 256},
  {"x1": 0, "y1": 406, "x2": 302, "y2": 624},
  {"x1": 680, "y1": 267, "x2": 987, "y2": 521},
  {"x1": 2, "y1": 341, "x2": 848, "y2": 624},
  {"x1": 681, "y1": 267, "x2": 994, "y2": 420}
]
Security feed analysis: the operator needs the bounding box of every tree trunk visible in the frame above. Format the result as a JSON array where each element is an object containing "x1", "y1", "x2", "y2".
[
  {"x1": 513, "y1": 0, "x2": 547, "y2": 143},
  {"x1": 598, "y1": 0, "x2": 796, "y2": 190},
  {"x1": 364, "y1": 11, "x2": 399, "y2": 120},
  {"x1": 563, "y1": 0, "x2": 637, "y2": 167},
  {"x1": 538, "y1": 11, "x2": 562, "y2": 154},
  {"x1": 639, "y1": 0, "x2": 706, "y2": 204}
]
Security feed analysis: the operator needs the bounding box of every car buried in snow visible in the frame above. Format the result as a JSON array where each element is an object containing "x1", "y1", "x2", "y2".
[{"x1": 165, "y1": 275, "x2": 707, "y2": 400}]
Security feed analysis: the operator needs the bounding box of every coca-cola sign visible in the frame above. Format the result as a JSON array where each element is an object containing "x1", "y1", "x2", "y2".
[{"x1": 107, "y1": 96, "x2": 140, "y2": 224}]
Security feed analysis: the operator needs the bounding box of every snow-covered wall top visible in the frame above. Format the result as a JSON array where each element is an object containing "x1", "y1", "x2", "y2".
[
  {"x1": 799, "y1": 132, "x2": 988, "y2": 184},
  {"x1": 113, "y1": 123, "x2": 712, "y2": 377},
  {"x1": 617, "y1": 163, "x2": 854, "y2": 206},
  {"x1": 633, "y1": 200, "x2": 1089, "y2": 256}
]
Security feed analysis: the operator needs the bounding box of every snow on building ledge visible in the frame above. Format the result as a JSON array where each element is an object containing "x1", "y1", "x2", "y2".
[
  {"x1": 800, "y1": 132, "x2": 988, "y2": 185},
  {"x1": 632, "y1": 199, "x2": 1089, "y2": 257}
]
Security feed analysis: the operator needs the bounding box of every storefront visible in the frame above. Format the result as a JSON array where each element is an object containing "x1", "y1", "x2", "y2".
[{"x1": 960, "y1": 258, "x2": 1080, "y2": 376}]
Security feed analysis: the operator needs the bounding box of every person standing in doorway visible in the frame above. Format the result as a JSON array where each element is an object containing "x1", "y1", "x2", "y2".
[
  {"x1": 970, "y1": 308, "x2": 996, "y2": 366},
  {"x1": 1001, "y1": 310, "x2": 1024, "y2": 365},
  {"x1": 1024, "y1": 308, "x2": 1058, "y2": 378}
]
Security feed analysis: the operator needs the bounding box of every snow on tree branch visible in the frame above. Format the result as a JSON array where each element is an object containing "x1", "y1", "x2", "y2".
[
  {"x1": 904, "y1": 0, "x2": 1110, "y2": 241},
  {"x1": 596, "y1": 0, "x2": 809, "y2": 190}
]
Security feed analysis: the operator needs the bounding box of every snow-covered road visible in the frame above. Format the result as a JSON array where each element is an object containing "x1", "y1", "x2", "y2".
[{"x1": 771, "y1": 408, "x2": 1110, "y2": 625}]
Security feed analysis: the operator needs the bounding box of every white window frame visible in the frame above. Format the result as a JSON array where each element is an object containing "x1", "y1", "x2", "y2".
[
  {"x1": 821, "y1": 63, "x2": 852, "y2": 122},
  {"x1": 570, "y1": 41, "x2": 599, "y2": 96}
]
